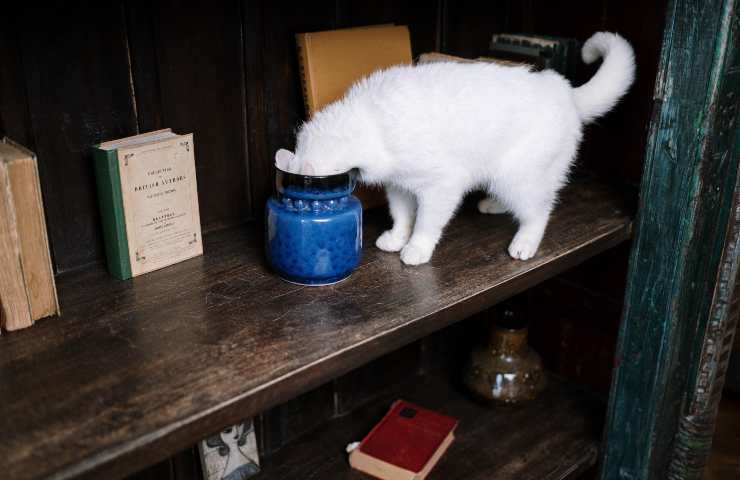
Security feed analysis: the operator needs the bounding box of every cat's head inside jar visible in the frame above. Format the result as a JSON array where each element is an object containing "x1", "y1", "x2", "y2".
[
  {"x1": 274, "y1": 119, "x2": 357, "y2": 177},
  {"x1": 274, "y1": 146, "x2": 350, "y2": 176}
]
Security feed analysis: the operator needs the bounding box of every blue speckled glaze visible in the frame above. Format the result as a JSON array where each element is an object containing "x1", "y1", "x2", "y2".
[{"x1": 266, "y1": 171, "x2": 362, "y2": 285}]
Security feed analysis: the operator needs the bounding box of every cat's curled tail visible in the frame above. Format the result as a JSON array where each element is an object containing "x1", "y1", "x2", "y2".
[{"x1": 573, "y1": 32, "x2": 636, "y2": 124}]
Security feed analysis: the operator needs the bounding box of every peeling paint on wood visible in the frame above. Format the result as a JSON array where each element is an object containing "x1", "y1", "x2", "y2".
[{"x1": 601, "y1": 0, "x2": 740, "y2": 479}]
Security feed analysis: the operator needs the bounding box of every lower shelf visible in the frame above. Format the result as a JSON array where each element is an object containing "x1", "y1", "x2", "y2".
[{"x1": 257, "y1": 373, "x2": 602, "y2": 480}]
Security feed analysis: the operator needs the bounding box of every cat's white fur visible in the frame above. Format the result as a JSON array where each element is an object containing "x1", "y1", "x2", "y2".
[{"x1": 277, "y1": 32, "x2": 635, "y2": 265}]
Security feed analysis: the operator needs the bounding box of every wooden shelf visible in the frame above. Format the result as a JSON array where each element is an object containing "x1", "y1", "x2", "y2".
[
  {"x1": 259, "y1": 373, "x2": 602, "y2": 480},
  {"x1": 0, "y1": 180, "x2": 630, "y2": 480}
]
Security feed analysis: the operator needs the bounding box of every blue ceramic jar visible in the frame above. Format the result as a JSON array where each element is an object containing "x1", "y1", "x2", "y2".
[{"x1": 265, "y1": 168, "x2": 362, "y2": 285}]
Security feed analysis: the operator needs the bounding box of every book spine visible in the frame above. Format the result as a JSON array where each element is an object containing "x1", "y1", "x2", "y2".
[
  {"x1": 30, "y1": 154, "x2": 60, "y2": 317},
  {"x1": 0, "y1": 161, "x2": 33, "y2": 331},
  {"x1": 92, "y1": 147, "x2": 132, "y2": 280},
  {"x1": 6, "y1": 156, "x2": 59, "y2": 320},
  {"x1": 2, "y1": 137, "x2": 58, "y2": 317},
  {"x1": 295, "y1": 33, "x2": 315, "y2": 118}
]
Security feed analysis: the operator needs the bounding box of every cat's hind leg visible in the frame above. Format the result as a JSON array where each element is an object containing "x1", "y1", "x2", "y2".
[
  {"x1": 376, "y1": 185, "x2": 416, "y2": 252},
  {"x1": 500, "y1": 185, "x2": 556, "y2": 261},
  {"x1": 496, "y1": 143, "x2": 573, "y2": 260},
  {"x1": 400, "y1": 186, "x2": 464, "y2": 265},
  {"x1": 477, "y1": 196, "x2": 507, "y2": 214},
  {"x1": 508, "y1": 209, "x2": 550, "y2": 260}
]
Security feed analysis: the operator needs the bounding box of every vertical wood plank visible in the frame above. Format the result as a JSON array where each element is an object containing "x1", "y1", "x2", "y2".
[
  {"x1": 0, "y1": 26, "x2": 34, "y2": 149},
  {"x1": 123, "y1": 457, "x2": 173, "y2": 480},
  {"x1": 725, "y1": 309, "x2": 740, "y2": 395},
  {"x1": 171, "y1": 446, "x2": 203, "y2": 480},
  {"x1": 18, "y1": 3, "x2": 138, "y2": 273},
  {"x1": 667, "y1": 18, "x2": 740, "y2": 474},
  {"x1": 127, "y1": 0, "x2": 252, "y2": 232},
  {"x1": 726, "y1": 263, "x2": 740, "y2": 395},
  {"x1": 124, "y1": 4, "x2": 163, "y2": 133},
  {"x1": 582, "y1": 0, "x2": 668, "y2": 186},
  {"x1": 123, "y1": 445, "x2": 201, "y2": 480},
  {"x1": 334, "y1": 0, "x2": 440, "y2": 57},
  {"x1": 443, "y1": 0, "x2": 508, "y2": 58},
  {"x1": 333, "y1": 341, "x2": 421, "y2": 416},
  {"x1": 601, "y1": 0, "x2": 740, "y2": 478},
  {"x1": 242, "y1": 0, "x2": 336, "y2": 216},
  {"x1": 242, "y1": 0, "x2": 269, "y2": 219},
  {"x1": 259, "y1": 382, "x2": 335, "y2": 457},
  {"x1": 669, "y1": 150, "x2": 740, "y2": 478}
]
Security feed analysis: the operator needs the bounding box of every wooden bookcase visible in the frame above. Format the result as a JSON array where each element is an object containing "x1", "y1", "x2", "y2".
[{"x1": 0, "y1": 1, "x2": 737, "y2": 480}]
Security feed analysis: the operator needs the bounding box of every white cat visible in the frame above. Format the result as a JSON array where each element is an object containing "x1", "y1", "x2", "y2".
[{"x1": 276, "y1": 32, "x2": 635, "y2": 265}]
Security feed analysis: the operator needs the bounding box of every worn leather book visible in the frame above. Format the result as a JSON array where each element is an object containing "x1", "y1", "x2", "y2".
[
  {"x1": 0, "y1": 138, "x2": 59, "y2": 331},
  {"x1": 92, "y1": 129, "x2": 203, "y2": 280},
  {"x1": 295, "y1": 24, "x2": 412, "y2": 209},
  {"x1": 349, "y1": 400, "x2": 458, "y2": 480}
]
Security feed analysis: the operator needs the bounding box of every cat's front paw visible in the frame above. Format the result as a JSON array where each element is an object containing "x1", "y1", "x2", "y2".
[
  {"x1": 376, "y1": 230, "x2": 408, "y2": 252},
  {"x1": 400, "y1": 242, "x2": 433, "y2": 265},
  {"x1": 507, "y1": 234, "x2": 540, "y2": 260}
]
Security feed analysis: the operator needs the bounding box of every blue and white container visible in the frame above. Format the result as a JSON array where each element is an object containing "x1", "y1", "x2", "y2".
[{"x1": 265, "y1": 168, "x2": 362, "y2": 285}]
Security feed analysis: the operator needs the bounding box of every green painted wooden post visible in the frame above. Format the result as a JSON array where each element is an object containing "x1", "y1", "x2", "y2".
[{"x1": 600, "y1": 0, "x2": 740, "y2": 479}]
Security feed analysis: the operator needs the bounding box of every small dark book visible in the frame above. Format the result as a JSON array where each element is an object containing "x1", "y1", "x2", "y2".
[
  {"x1": 349, "y1": 400, "x2": 458, "y2": 480},
  {"x1": 490, "y1": 33, "x2": 579, "y2": 81}
]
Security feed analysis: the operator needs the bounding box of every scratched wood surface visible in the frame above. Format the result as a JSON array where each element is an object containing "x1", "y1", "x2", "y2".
[
  {"x1": 0, "y1": 180, "x2": 630, "y2": 480},
  {"x1": 666, "y1": 4, "x2": 740, "y2": 474},
  {"x1": 259, "y1": 373, "x2": 601, "y2": 480}
]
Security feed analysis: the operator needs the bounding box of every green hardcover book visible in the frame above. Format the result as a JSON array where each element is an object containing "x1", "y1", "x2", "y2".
[
  {"x1": 93, "y1": 146, "x2": 131, "y2": 280},
  {"x1": 93, "y1": 129, "x2": 203, "y2": 280}
]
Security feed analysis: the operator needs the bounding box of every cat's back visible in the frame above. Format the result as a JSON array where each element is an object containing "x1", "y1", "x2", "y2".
[
  {"x1": 360, "y1": 61, "x2": 533, "y2": 87},
  {"x1": 344, "y1": 61, "x2": 580, "y2": 161},
  {"x1": 353, "y1": 62, "x2": 572, "y2": 116}
]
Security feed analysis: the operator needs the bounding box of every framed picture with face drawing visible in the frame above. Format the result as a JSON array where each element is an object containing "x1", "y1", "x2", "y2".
[{"x1": 198, "y1": 419, "x2": 260, "y2": 480}]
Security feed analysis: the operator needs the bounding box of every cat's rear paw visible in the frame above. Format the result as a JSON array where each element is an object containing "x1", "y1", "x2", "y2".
[
  {"x1": 508, "y1": 235, "x2": 540, "y2": 260},
  {"x1": 478, "y1": 197, "x2": 507, "y2": 215},
  {"x1": 376, "y1": 230, "x2": 408, "y2": 252},
  {"x1": 400, "y1": 242, "x2": 433, "y2": 265}
]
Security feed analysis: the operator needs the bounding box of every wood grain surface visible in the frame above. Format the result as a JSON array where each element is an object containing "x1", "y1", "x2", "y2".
[{"x1": 0, "y1": 180, "x2": 630, "y2": 480}]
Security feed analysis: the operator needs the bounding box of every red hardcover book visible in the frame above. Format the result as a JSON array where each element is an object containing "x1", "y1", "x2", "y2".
[{"x1": 349, "y1": 400, "x2": 458, "y2": 480}]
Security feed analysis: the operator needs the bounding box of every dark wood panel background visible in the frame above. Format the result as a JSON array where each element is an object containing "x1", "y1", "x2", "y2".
[
  {"x1": 0, "y1": 0, "x2": 662, "y2": 274},
  {"x1": 9, "y1": 4, "x2": 140, "y2": 272},
  {"x1": 133, "y1": 0, "x2": 252, "y2": 233},
  {"x1": 0, "y1": 1, "x2": 667, "y2": 479}
]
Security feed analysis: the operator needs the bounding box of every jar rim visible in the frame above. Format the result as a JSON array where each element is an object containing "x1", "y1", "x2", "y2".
[
  {"x1": 275, "y1": 166, "x2": 357, "y2": 181},
  {"x1": 274, "y1": 167, "x2": 358, "y2": 199}
]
